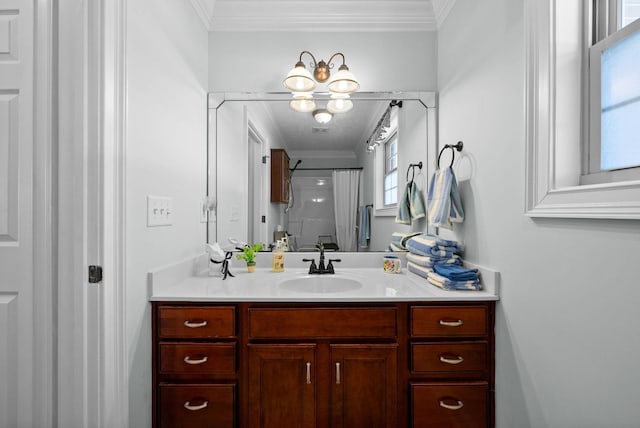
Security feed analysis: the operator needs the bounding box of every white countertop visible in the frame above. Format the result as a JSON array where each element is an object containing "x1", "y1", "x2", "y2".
[{"x1": 149, "y1": 254, "x2": 500, "y2": 303}]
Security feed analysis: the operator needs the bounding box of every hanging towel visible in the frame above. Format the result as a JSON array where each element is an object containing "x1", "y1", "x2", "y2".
[
  {"x1": 358, "y1": 205, "x2": 371, "y2": 248},
  {"x1": 395, "y1": 181, "x2": 426, "y2": 225},
  {"x1": 427, "y1": 167, "x2": 465, "y2": 229}
]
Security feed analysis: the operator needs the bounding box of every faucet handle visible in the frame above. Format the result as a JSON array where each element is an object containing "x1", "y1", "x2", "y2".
[
  {"x1": 326, "y1": 258, "x2": 341, "y2": 274},
  {"x1": 302, "y1": 258, "x2": 317, "y2": 274}
]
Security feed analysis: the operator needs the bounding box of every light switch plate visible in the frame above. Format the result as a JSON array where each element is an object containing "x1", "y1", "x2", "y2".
[{"x1": 147, "y1": 196, "x2": 172, "y2": 227}]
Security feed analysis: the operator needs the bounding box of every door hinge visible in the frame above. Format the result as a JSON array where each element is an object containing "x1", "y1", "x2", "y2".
[
  {"x1": 88, "y1": 265, "x2": 103, "y2": 283},
  {"x1": 261, "y1": 215, "x2": 266, "y2": 223}
]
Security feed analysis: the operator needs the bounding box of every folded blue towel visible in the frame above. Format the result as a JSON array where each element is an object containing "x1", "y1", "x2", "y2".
[
  {"x1": 427, "y1": 167, "x2": 465, "y2": 229},
  {"x1": 407, "y1": 233, "x2": 458, "y2": 248},
  {"x1": 406, "y1": 234, "x2": 460, "y2": 258},
  {"x1": 390, "y1": 232, "x2": 421, "y2": 250},
  {"x1": 427, "y1": 270, "x2": 481, "y2": 291},
  {"x1": 407, "y1": 252, "x2": 461, "y2": 268},
  {"x1": 359, "y1": 205, "x2": 371, "y2": 248},
  {"x1": 407, "y1": 261, "x2": 433, "y2": 279},
  {"x1": 433, "y1": 264, "x2": 478, "y2": 281}
]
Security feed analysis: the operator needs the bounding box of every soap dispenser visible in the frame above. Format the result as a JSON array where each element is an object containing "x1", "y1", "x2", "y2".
[{"x1": 272, "y1": 238, "x2": 286, "y2": 272}]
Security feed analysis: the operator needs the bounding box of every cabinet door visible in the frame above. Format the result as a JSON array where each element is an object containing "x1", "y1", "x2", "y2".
[
  {"x1": 330, "y1": 344, "x2": 398, "y2": 428},
  {"x1": 248, "y1": 344, "x2": 316, "y2": 428}
]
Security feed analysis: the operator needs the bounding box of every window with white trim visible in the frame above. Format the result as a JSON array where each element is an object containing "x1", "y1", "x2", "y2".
[
  {"x1": 525, "y1": 0, "x2": 640, "y2": 219},
  {"x1": 383, "y1": 135, "x2": 398, "y2": 206},
  {"x1": 584, "y1": 0, "x2": 640, "y2": 185}
]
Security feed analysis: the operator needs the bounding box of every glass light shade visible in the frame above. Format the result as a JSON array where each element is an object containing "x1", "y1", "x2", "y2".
[
  {"x1": 327, "y1": 65, "x2": 360, "y2": 94},
  {"x1": 290, "y1": 98, "x2": 316, "y2": 112},
  {"x1": 283, "y1": 63, "x2": 316, "y2": 92},
  {"x1": 313, "y1": 109, "x2": 333, "y2": 124},
  {"x1": 327, "y1": 98, "x2": 353, "y2": 113}
]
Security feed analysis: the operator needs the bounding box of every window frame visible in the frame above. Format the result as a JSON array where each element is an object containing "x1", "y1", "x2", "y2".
[
  {"x1": 584, "y1": 5, "x2": 640, "y2": 184},
  {"x1": 382, "y1": 133, "x2": 399, "y2": 207},
  {"x1": 525, "y1": 0, "x2": 640, "y2": 219}
]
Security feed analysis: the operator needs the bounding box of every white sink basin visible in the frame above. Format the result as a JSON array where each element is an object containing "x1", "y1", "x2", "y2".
[{"x1": 279, "y1": 275, "x2": 363, "y2": 293}]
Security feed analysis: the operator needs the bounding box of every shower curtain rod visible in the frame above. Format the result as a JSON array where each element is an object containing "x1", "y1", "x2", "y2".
[{"x1": 291, "y1": 167, "x2": 364, "y2": 171}]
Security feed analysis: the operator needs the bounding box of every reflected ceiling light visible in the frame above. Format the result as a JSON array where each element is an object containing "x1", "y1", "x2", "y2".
[
  {"x1": 289, "y1": 91, "x2": 316, "y2": 112},
  {"x1": 327, "y1": 94, "x2": 353, "y2": 113},
  {"x1": 313, "y1": 109, "x2": 333, "y2": 124}
]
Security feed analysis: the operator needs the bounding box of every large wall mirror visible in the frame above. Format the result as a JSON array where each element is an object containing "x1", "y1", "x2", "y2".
[{"x1": 208, "y1": 92, "x2": 436, "y2": 252}]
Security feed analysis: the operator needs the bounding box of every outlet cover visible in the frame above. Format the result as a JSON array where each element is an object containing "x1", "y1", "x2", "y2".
[{"x1": 147, "y1": 196, "x2": 172, "y2": 227}]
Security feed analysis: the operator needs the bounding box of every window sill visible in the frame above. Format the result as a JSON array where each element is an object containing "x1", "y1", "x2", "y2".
[{"x1": 374, "y1": 206, "x2": 397, "y2": 217}]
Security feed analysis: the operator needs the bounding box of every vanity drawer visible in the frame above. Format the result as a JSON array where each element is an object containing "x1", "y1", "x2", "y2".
[
  {"x1": 248, "y1": 307, "x2": 397, "y2": 339},
  {"x1": 158, "y1": 306, "x2": 235, "y2": 339},
  {"x1": 159, "y1": 343, "x2": 236, "y2": 375},
  {"x1": 411, "y1": 306, "x2": 487, "y2": 337},
  {"x1": 158, "y1": 384, "x2": 235, "y2": 428},
  {"x1": 411, "y1": 342, "x2": 488, "y2": 377},
  {"x1": 411, "y1": 382, "x2": 487, "y2": 428}
]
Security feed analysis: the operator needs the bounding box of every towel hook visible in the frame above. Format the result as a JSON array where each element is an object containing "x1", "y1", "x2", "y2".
[
  {"x1": 406, "y1": 161, "x2": 423, "y2": 182},
  {"x1": 437, "y1": 141, "x2": 464, "y2": 168}
]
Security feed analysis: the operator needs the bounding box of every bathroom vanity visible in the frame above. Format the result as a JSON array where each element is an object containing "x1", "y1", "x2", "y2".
[{"x1": 150, "y1": 258, "x2": 498, "y2": 428}]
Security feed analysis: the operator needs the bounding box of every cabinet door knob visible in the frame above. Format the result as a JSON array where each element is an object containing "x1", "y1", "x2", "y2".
[
  {"x1": 306, "y1": 362, "x2": 312, "y2": 384},
  {"x1": 184, "y1": 320, "x2": 208, "y2": 328},
  {"x1": 336, "y1": 362, "x2": 341, "y2": 385},
  {"x1": 439, "y1": 354, "x2": 464, "y2": 365},
  {"x1": 183, "y1": 355, "x2": 208, "y2": 365},
  {"x1": 439, "y1": 319, "x2": 464, "y2": 327},
  {"x1": 439, "y1": 399, "x2": 464, "y2": 411},
  {"x1": 184, "y1": 400, "x2": 208, "y2": 411}
]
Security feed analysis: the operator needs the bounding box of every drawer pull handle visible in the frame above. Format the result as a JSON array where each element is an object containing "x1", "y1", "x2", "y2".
[
  {"x1": 439, "y1": 399, "x2": 464, "y2": 411},
  {"x1": 306, "y1": 362, "x2": 312, "y2": 384},
  {"x1": 184, "y1": 355, "x2": 208, "y2": 365},
  {"x1": 336, "y1": 362, "x2": 341, "y2": 385},
  {"x1": 439, "y1": 319, "x2": 463, "y2": 327},
  {"x1": 184, "y1": 320, "x2": 208, "y2": 328},
  {"x1": 184, "y1": 400, "x2": 208, "y2": 411},
  {"x1": 439, "y1": 354, "x2": 464, "y2": 365}
]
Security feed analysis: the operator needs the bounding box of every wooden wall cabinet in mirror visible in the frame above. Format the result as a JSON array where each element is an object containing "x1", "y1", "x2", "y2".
[{"x1": 270, "y1": 148, "x2": 290, "y2": 203}]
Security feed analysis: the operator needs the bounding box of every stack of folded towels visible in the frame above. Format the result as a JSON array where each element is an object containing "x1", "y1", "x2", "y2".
[
  {"x1": 405, "y1": 234, "x2": 481, "y2": 291},
  {"x1": 388, "y1": 231, "x2": 421, "y2": 252}
]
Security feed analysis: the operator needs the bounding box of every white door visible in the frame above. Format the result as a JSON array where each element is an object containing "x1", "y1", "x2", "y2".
[
  {"x1": 0, "y1": 1, "x2": 38, "y2": 426},
  {"x1": 248, "y1": 125, "x2": 267, "y2": 244}
]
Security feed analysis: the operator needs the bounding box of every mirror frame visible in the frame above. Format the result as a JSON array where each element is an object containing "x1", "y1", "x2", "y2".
[{"x1": 207, "y1": 91, "x2": 438, "y2": 249}]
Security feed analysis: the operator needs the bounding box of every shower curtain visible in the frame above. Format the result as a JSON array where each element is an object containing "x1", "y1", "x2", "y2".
[{"x1": 332, "y1": 169, "x2": 362, "y2": 252}]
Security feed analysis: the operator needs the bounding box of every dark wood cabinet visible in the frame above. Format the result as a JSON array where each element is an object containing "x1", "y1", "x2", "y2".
[
  {"x1": 330, "y1": 344, "x2": 398, "y2": 428},
  {"x1": 270, "y1": 148, "x2": 290, "y2": 203},
  {"x1": 248, "y1": 344, "x2": 317, "y2": 428},
  {"x1": 152, "y1": 301, "x2": 495, "y2": 427}
]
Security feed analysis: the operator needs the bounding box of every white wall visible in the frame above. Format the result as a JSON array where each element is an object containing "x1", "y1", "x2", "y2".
[
  {"x1": 209, "y1": 31, "x2": 437, "y2": 92},
  {"x1": 125, "y1": 3, "x2": 208, "y2": 427},
  {"x1": 438, "y1": 1, "x2": 640, "y2": 426}
]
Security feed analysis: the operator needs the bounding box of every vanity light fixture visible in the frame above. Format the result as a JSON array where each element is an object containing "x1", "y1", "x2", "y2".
[
  {"x1": 284, "y1": 51, "x2": 360, "y2": 119},
  {"x1": 283, "y1": 51, "x2": 360, "y2": 94}
]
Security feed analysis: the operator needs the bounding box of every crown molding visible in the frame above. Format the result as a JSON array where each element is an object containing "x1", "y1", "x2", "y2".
[
  {"x1": 431, "y1": 0, "x2": 456, "y2": 28},
  {"x1": 209, "y1": 1, "x2": 437, "y2": 32},
  {"x1": 189, "y1": 0, "x2": 215, "y2": 29}
]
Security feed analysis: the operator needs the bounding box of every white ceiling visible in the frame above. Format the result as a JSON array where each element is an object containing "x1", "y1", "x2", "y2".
[
  {"x1": 193, "y1": 0, "x2": 452, "y2": 153},
  {"x1": 191, "y1": 0, "x2": 456, "y2": 32}
]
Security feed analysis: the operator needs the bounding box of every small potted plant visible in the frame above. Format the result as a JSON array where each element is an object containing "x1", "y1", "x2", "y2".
[{"x1": 236, "y1": 242, "x2": 264, "y2": 272}]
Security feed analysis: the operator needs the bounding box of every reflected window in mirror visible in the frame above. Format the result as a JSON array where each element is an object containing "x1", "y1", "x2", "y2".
[
  {"x1": 383, "y1": 135, "x2": 398, "y2": 206},
  {"x1": 374, "y1": 107, "x2": 399, "y2": 216}
]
